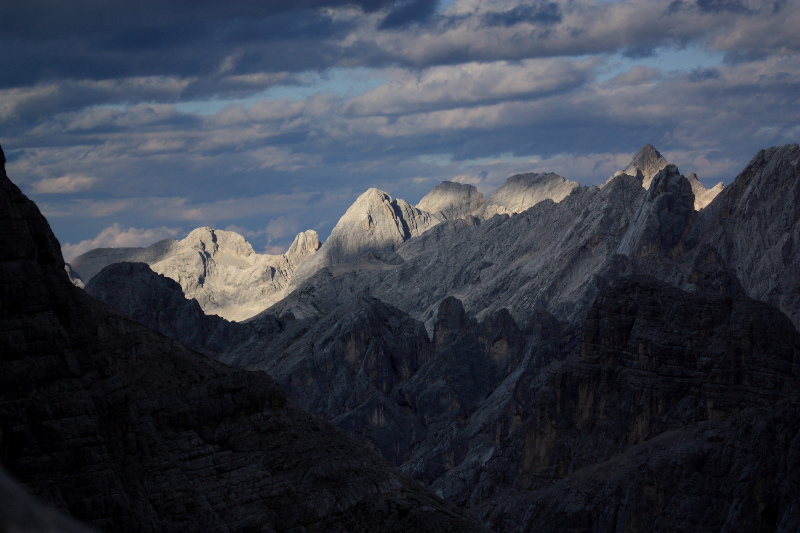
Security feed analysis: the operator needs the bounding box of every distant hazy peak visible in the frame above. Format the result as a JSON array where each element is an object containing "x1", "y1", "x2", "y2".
[
  {"x1": 417, "y1": 181, "x2": 486, "y2": 220},
  {"x1": 479, "y1": 171, "x2": 579, "y2": 219},
  {"x1": 618, "y1": 144, "x2": 670, "y2": 189}
]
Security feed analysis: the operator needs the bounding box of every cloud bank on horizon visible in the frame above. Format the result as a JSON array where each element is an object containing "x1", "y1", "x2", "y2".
[{"x1": 2, "y1": 0, "x2": 798, "y2": 260}]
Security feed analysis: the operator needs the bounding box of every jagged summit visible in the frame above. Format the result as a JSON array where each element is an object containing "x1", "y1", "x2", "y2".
[
  {"x1": 417, "y1": 181, "x2": 485, "y2": 220},
  {"x1": 286, "y1": 229, "x2": 322, "y2": 266},
  {"x1": 478, "y1": 172, "x2": 579, "y2": 219}
]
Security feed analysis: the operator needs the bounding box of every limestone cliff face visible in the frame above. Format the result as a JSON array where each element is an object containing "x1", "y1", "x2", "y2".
[
  {"x1": 0, "y1": 147, "x2": 487, "y2": 533},
  {"x1": 617, "y1": 164, "x2": 695, "y2": 258},
  {"x1": 289, "y1": 188, "x2": 442, "y2": 287}
]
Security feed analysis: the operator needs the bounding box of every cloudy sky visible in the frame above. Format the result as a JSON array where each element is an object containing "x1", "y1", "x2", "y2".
[{"x1": 3, "y1": 0, "x2": 798, "y2": 260}]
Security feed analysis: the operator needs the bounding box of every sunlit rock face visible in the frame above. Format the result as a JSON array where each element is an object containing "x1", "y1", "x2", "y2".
[
  {"x1": 148, "y1": 226, "x2": 320, "y2": 321},
  {"x1": 686, "y1": 171, "x2": 724, "y2": 209},
  {"x1": 291, "y1": 188, "x2": 440, "y2": 278},
  {"x1": 0, "y1": 143, "x2": 488, "y2": 533}
]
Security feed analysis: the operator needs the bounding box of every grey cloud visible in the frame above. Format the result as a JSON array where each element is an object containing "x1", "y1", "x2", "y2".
[
  {"x1": 345, "y1": 59, "x2": 597, "y2": 117},
  {"x1": 482, "y1": 2, "x2": 563, "y2": 27},
  {"x1": 380, "y1": 0, "x2": 440, "y2": 29},
  {"x1": 667, "y1": 0, "x2": 785, "y2": 14},
  {"x1": 3, "y1": 0, "x2": 797, "y2": 102},
  {"x1": 0, "y1": 0, "x2": 391, "y2": 89},
  {"x1": 4, "y1": 0, "x2": 799, "y2": 255},
  {"x1": 688, "y1": 67, "x2": 721, "y2": 82}
]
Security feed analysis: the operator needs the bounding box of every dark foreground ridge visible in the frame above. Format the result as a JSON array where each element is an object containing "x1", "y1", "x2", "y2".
[{"x1": 0, "y1": 144, "x2": 486, "y2": 532}]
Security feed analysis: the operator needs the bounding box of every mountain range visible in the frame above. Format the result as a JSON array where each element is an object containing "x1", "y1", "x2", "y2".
[
  {"x1": 0, "y1": 144, "x2": 485, "y2": 532},
  {"x1": 5, "y1": 141, "x2": 800, "y2": 532}
]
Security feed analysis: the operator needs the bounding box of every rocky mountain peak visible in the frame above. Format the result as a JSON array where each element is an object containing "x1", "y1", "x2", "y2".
[
  {"x1": 292, "y1": 187, "x2": 440, "y2": 274},
  {"x1": 433, "y1": 296, "x2": 470, "y2": 350},
  {"x1": 478, "y1": 172, "x2": 579, "y2": 219},
  {"x1": 417, "y1": 181, "x2": 486, "y2": 220}
]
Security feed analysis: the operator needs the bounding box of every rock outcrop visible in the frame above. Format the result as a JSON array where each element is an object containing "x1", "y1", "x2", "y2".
[
  {"x1": 616, "y1": 164, "x2": 695, "y2": 258},
  {"x1": 689, "y1": 143, "x2": 800, "y2": 326},
  {"x1": 299, "y1": 188, "x2": 437, "y2": 266},
  {"x1": 0, "y1": 145, "x2": 487, "y2": 532},
  {"x1": 686, "y1": 171, "x2": 724, "y2": 209}
]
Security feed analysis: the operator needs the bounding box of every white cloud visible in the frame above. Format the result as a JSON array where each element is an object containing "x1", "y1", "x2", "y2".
[
  {"x1": 61, "y1": 223, "x2": 184, "y2": 261},
  {"x1": 34, "y1": 174, "x2": 98, "y2": 194},
  {"x1": 266, "y1": 215, "x2": 301, "y2": 242},
  {"x1": 347, "y1": 58, "x2": 596, "y2": 116}
]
